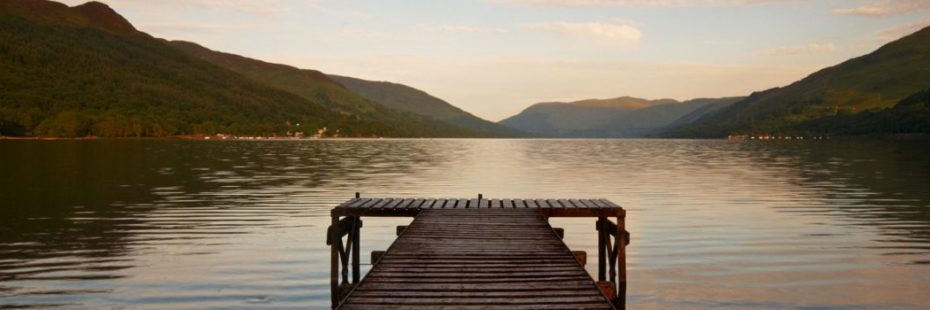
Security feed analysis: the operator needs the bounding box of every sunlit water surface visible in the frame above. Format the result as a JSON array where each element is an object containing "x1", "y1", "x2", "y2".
[{"x1": 1, "y1": 139, "x2": 929, "y2": 309}]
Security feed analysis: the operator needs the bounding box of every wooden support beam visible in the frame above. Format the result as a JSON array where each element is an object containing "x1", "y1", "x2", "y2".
[
  {"x1": 573, "y1": 250, "x2": 587, "y2": 266},
  {"x1": 329, "y1": 215, "x2": 339, "y2": 308},
  {"x1": 597, "y1": 217, "x2": 607, "y2": 282},
  {"x1": 326, "y1": 216, "x2": 360, "y2": 245},
  {"x1": 617, "y1": 215, "x2": 627, "y2": 310},
  {"x1": 371, "y1": 250, "x2": 385, "y2": 265},
  {"x1": 597, "y1": 281, "x2": 617, "y2": 302},
  {"x1": 351, "y1": 217, "x2": 360, "y2": 284}
]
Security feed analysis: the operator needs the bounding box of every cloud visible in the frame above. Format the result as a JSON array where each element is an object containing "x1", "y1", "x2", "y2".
[
  {"x1": 140, "y1": 22, "x2": 248, "y2": 33},
  {"x1": 433, "y1": 25, "x2": 508, "y2": 34},
  {"x1": 831, "y1": 0, "x2": 930, "y2": 18},
  {"x1": 831, "y1": 6, "x2": 892, "y2": 17},
  {"x1": 875, "y1": 18, "x2": 930, "y2": 41},
  {"x1": 754, "y1": 43, "x2": 836, "y2": 56},
  {"x1": 58, "y1": 0, "x2": 287, "y2": 16},
  {"x1": 493, "y1": 0, "x2": 787, "y2": 7},
  {"x1": 524, "y1": 21, "x2": 642, "y2": 42}
]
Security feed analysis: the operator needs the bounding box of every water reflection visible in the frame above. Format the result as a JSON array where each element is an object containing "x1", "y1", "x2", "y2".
[{"x1": 0, "y1": 139, "x2": 928, "y2": 309}]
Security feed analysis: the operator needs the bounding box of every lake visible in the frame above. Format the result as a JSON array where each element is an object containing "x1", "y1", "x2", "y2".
[{"x1": 1, "y1": 139, "x2": 929, "y2": 309}]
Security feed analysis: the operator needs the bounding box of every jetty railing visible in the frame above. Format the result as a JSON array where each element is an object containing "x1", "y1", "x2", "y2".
[{"x1": 327, "y1": 193, "x2": 628, "y2": 309}]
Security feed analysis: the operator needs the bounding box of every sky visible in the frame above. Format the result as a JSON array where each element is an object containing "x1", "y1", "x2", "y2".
[{"x1": 59, "y1": 0, "x2": 930, "y2": 121}]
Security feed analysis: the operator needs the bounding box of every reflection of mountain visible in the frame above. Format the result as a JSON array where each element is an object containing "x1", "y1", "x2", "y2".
[
  {"x1": 746, "y1": 139, "x2": 930, "y2": 249},
  {"x1": 0, "y1": 140, "x2": 454, "y2": 299}
]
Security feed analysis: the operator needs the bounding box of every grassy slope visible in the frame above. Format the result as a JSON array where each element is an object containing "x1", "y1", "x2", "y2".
[
  {"x1": 499, "y1": 97, "x2": 661, "y2": 136},
  {"x1": 328, "y1": 75, "x2": 527, "y2": 137},
  {"x1": 0, "y1": 0, "x2": 477, "y2": 137},
  {"x1": 168, "y1": 41, "x2": 482, "y2": 137},
  {"x1": 796, "y1": 87, "x2": 930, "y2": 135},
  {"x1": 665, "y1": 26, "x2": 930, "y2": 138}
]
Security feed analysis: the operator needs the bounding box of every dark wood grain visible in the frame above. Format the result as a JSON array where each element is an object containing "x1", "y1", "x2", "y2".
[{"x1": 337, "y1": 209, "x2": 614, "y2": 309}]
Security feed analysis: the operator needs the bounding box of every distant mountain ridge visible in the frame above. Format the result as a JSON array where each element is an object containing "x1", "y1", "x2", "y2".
[
  {"x1": 665, "y1": 25, "x2": 930, "y2": 138},
  {"x1": 499, "y1": 96, "x2": 741, "y2": 137},
  {"x1": 328, "y1": 75, "x2": 527, "y2": 137},
  {"x1": 168, "y1": 41, "x2": 488, "y2": 137},
  {"x1": 0, "y1": 0, "x2": 502, "y2": 138}
]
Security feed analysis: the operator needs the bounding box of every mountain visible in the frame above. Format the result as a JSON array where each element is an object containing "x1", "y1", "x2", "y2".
[
  {"x1": 328, "y1": 75, "x2": 527, "y2": 137},
  {"x1": 0, "y1": 0, "x2": 478, "y2": 137},
  {"x1": 665, "y1": 25, "x2": 930, "y2": 138},
  {"x1": 665, "y1": 98, "x2": 742, "y2": 128},
  {"x1": 0, "y1": 0, "x2": 135, "y2": 34},
  {"x1": 168, "y1": 41, "x2": 495, "y2": 137},
  {"x1": 499, "y1": 96, "x2": 739, "y2": 137}
]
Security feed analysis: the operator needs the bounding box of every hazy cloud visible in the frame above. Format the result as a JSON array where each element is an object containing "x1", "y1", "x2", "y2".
[
  {"x1": 494, "y1": 0, "x2": 787, "y2": 7},
  {"x1": 57, "y1": 0, "x2": 301, "y2": 16},
  {"x1": 875, "y1": 18, "x2": 930, "y2": 41},
  {"x1": 754, "y1": 43, "x2": 836, "y2": 56},
  {"x1": 141, "y1": 22, "x2": 248, "y2": 33},
  {"x1": 525, "y1": 22, "x2": 642, "y2": 42},
  {"x1": 832, "y1": 0, "x2": 930, "y2": 18},
  {"x1": 433, "y1": 25, "x2": 509, "y2": 34}
]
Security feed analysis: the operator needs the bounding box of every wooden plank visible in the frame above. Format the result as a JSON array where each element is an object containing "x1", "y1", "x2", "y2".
[
  {"x1": 403, "y1": 199, "x2": 419, "y2": 209},
  {"x1": 340, "y1": 198, "x2": 362, "y2": 207},
  {"x1": 384, "y1": 199, "x2": 404, "y2": 209},
  {"x1": 364, "y1": 198, "x2": 385, "y2": 209},
  {"x1": 578, "y1": 199, "x2": 601, "y2": 209},
  {"x1": 331, "y1": 198, "x2": 624, "y2": 217},
  {"x1": 391, "y1": 199, "x2": 412, "y2": 210},
  {"x1": 349, "y1": 198, "x2": 372, "y2": 208}
]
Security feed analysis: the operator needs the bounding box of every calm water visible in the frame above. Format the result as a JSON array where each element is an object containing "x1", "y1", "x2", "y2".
[{"x1": 1, "y1": 139, "x2": 929, "y2": 309}]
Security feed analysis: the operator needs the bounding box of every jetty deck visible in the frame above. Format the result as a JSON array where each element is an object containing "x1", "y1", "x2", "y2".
[{"x1": 327, "y1": 197, "x2": 628, "y2": 309}]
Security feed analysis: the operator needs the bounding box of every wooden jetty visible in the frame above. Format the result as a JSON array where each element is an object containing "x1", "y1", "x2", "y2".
[{"x1": 327, "y1": 195, "x2": 628, "y2": 309}]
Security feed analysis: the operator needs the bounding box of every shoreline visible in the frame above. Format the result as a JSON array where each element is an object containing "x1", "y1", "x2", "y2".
[{"x1": 2, "y1": 134, "x2": 928, "y2": 141}]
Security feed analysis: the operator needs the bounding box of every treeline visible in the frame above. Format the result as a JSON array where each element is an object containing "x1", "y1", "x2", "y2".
[
  {"x1": 797, "y1": 87, "x2": 930, "y2": 135},
  {"x1": 0, "y1": 9, "x2": 479, "y2": 138}
]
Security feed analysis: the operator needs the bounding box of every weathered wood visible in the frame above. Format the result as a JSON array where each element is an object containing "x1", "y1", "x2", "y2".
[
  {"x1": 326, "y1": 217, "x2": 358, "y2": 245},
  {"x1": 616, "y1": 216, "x2": 627, "y2": 310},
  {"x1": 336, "y1": 209, "x2": 614, "y2": 309},
  {"x1": 574, "y1": 251, "x2": 587, "y2": 266},
  {"x1": 330, "y1": 215, "x2": 339, "y2": 307},
  {"x1": 597, "y1": 281, "x2": 617, "y2": 303},
  {"x1": 552, "y1": 227, "x2": 565, "y2": 239},
  {"x1": 371, "y1": 251, "x2": 386, "y2": 265},
  {"x1": 330, "y1": 197, "x2": 626, "y2": 309}
]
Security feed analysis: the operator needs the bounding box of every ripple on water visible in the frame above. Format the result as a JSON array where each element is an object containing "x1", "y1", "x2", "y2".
[{"x1": 0, "y1": 139, "x2": 928, "y2": 309}]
